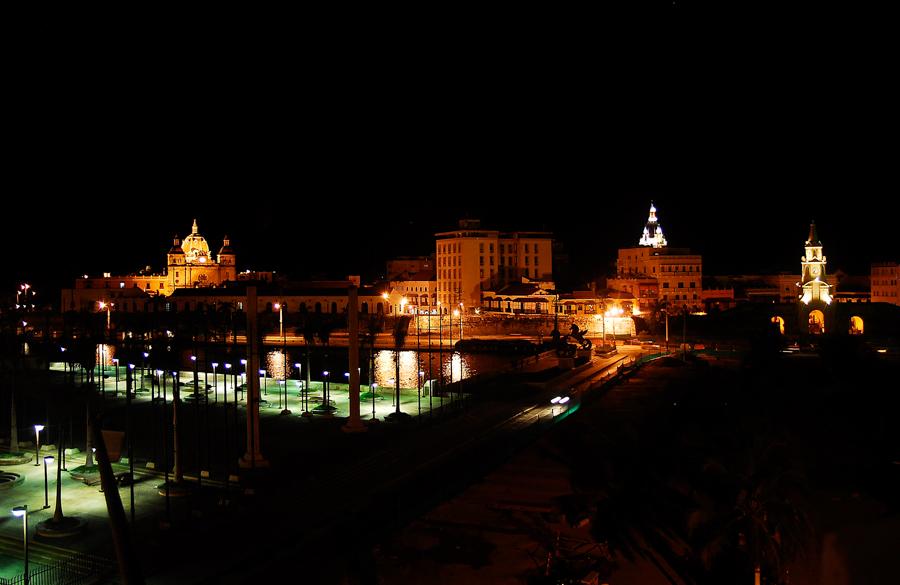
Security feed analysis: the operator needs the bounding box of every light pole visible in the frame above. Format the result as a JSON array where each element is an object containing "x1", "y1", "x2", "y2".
[
  {"x1": 322, "y1": 370, "x2": 330, "y2": 412},
  {"x1": 458, "y1": 303, "x2": 464, "y2": 340},
  {"x1": 211, "y1": 362, "x2": 219, "y2": 403},
  {"x1": 295, "y1": 363, "x2": 303, "y2": 410},
  {"x1": 112, "y1": 358, "x2": 119, "y2": 398},
  {"x1": 275, "y1": 303, "x2": 290, "y2": 415},
  {"x1": 11, "y1": 505, "x2": 28, "y2": 585},
  {"x1": 33, "y1": 425, "x2": 44, "y2": 466},
  {"x1": 240, "y1": 359, "x2": 247, "y2": 402},
  {"x1": 260, "y1": 369, "x2": 267, "y2": 398},
  {"x1": 371, "y1": 383, "x2": 378, "y2": 420},
  {"x1": 142, "y1": 352, "x2": 149, "y2": 392},
  {"x1": 42, "y1": 456, "x2": 54, "y2": 509}
]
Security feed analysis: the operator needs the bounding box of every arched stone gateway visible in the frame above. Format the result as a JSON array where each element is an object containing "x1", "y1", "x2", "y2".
[
  {"x1": 771, "y1": 315, "x2": 785, "y2": 335},
  {"x1": 808, "y1": 310, "x2": 825, "y2": 334},
  {"x1": 849, "y1": 315, "x2": 864, "y2": 335}
]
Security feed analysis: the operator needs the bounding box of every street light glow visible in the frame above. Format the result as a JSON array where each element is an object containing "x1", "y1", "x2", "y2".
[{"x1": 11, "y1": 506, "x2": 26, "y2": 517}]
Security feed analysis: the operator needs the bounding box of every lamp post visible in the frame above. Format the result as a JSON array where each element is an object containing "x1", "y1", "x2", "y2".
[
  {"x1": 240, "y1": 359, "x2": 247, "y2": 402},
  {"x1": 323, "y1": 371, "x2": 330, "y2": 411},
  {"x1": 211, "y1": 362, "x2": 219, "y2": 404},
  {"x1": 260, "y1": 369, "x2": 267, "y2": 397},
  {"x1": 275, "y1": 303, "x2": 290, "y2": 415},
  {"x1": 42, "y1": 456, "x2": 54, "y2": 509},
  {"x1": 127, "y1": 363, "x2": 135, "y2": 522},
  {"x1": 371, "y1": 383, "x2": 378, "y2": 420},
  {"x1": 458, "y1": 303, "x2": 464, "y2": 340},
  {"x1": 33, "y1": 425, "x2": 44, "y2": 466},
  {"x1": 112, "y1": 358, "x2": 119, "y2": 398},
  {"x1": 11, "y1": 505, "x2": 28, "y2": 585},
  {"x1": 142, "y1": 352, "x2": 149, "y2": 392},
  {"x1": 295, "y1": 363, "x2": 303, "y2": 410}
]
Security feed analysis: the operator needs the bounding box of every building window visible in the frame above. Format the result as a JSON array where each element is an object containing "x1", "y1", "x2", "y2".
[
  {"x1": 479, "y1": 243, "x2": 484, "y2": 253},
  {"x1": 534, "y1": 244, "x2": 539, "y2": 253},
  {"x1": 500, "y1": 244, "x2": 505, "y2": 253},
  {"x1": 534, "y1": 256, "x2": 538, "y2": 266},
  {"x1": 480, "y1": 256, "x2": 484, "y2": 266},
  {"x1": 500, "y1": 256, "x2": 505, "y2": 266},
  {"x1": 678, "y1": 282, "x2": 684, "y2": 288},
  {"x1": 489, "y1": 243, "x2": 494, "y2": 253},
  {"x1": 525, "y1": 256, "x2": 530, "y2": 265},
  {"x1": 490, "y1": 256, "x2": 494, "y2": 265},
  {"x1": 663, "y1": 282, "x2": 669, "y2": 288},
  {"x1": 690, "y1": 282, "x2": 696, "y2": 288},
  {"x1": 525, "y1": 243, "x2": 530, "y2": 253},
  {"x1": 480, "y1": 269, "x2": 484, "y2": 278}
]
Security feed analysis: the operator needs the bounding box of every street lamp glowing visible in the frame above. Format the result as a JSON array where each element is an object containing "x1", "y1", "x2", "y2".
[
  {"x1": 274, "y1": 302, "x2": 281, "y2": 310},
  {"x1": 453, "y1": 309, "x2": 459, "y2": 317},
  {"x1": 382, "y1": 292, "x2": 389, "y2": 300},
  {"x1": 240, "y1": 359, "x2": 247, "y2": 365},
  {"x1": 190, "y1": 356, "x2": 197, "y2": 362},
  {"x1": 98, "y1": 301, "x2": 107, "y2": 310},
  {"x1": 259, "y1": 369, "x2": 266, "y2": 375},
  {"x1": 33, "y1": 425, "x2": 44, "y2": 467},
  {"x1": 11, "y1": 505, "x2": 26, "y2": 517}
]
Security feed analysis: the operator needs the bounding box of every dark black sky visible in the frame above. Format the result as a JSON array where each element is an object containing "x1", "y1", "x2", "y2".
[{"x1": 4, "y1": 22, "x2": 896, "y2": 302}]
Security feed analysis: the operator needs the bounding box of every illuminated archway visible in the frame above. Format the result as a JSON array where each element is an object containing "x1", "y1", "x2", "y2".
[
  {"x1": 849, "y1": 315, "x2": 864, "y2": 335},
  {"x1": 770, "y1": 315, "x2": 785, "y2": 335},
  {"x1": 808, "y1": 310, "x2": 825, "y2": 334}
]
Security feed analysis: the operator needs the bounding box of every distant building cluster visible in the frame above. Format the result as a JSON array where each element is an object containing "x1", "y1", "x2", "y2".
[{"x1": 57, "y1": 208, "x2": 898, "y2": 325}]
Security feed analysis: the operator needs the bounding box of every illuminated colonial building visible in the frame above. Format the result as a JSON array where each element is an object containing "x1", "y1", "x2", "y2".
[
  {"x1": 798, "y1": 221, "x2": 833, "y2": 334},
  {"x1": 61, "y1": 220, "x2": 237, "y2": 311},
  {"x1": 871, "y1": 262, "x2": 900, "y2": 305},
  {"x1": 435, "y1": 219, "x2": 553, "y2": 312},
  {"x1": 609, "y1": 203, "x2": 702, "y2": 312}
]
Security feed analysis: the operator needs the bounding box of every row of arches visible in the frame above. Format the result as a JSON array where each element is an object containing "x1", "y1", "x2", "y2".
[{"x1": 770, "y1": 313, "x2": 865, "y2": 335}]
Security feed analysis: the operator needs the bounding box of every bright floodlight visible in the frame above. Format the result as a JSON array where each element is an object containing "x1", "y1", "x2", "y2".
[
  {"x1": 225, "y1": 363, "x2": 232, "y2": 369},
  {"x1": 241, "y1": 359, "x2": 247, "y2": 365},
  {"x1": 259, "y1": 369, "x2": 266, "y2": 375},
  {"x1": 11, "y1": 506, "x2": 26, "y2": 517},
  {"x1": 34, "y1": 424, "x2": 44, "y2": 432},
  {"x1": 212, "y1": 362, "x2": 219, "y2": 368},
  {"x1": 44, "y1": 455, "x2": 54, "y2": 463},
  {"x1": 294, "y1": 363, "x2": 301, "y2": 368},
  {"x1": 559, "y1": 396, "x2": 570, "y2": 404},
  {"x1": 129, "y1": 364, "x2": 135, "y2": 369},
  {"x1": 190, "y1": 356, "x2": 197, "y2": 362},
  {"x1": 550, "y1": 396, "x2": 561, "y2": 404}
]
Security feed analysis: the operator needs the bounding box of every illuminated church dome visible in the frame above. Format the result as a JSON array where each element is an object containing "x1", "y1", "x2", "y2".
[
  {"x1": 181, "y1": 219, "x2": 211, "y2": 264},
  {"x1": 638, "y1": 202, "x2": 668, "y2": 248}
]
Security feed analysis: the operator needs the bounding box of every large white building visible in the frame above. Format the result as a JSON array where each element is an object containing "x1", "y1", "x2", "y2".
[{"x1": 435, "y1": 219, "x2": 553, "y2": 312}]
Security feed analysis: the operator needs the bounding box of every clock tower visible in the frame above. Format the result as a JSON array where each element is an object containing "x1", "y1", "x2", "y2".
[{"x1": 798, "y1": 221, "x2": 832, "y2": 334}]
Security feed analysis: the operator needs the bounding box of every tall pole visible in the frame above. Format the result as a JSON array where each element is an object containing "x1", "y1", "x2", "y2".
[
  {"x1": 343, "y1": 285, "x2": 365, "y2": 432},
  {"x1": 279, "y1": 303, "x2": 290, "y2": 416},
  {"x1": 127, "y1": 363, "x2": 135, "y2": 523},
  {"x1": 428, "y1": 304, "x2": 433, "y2": 416},
  {"x1": 12, "y1": 506, "x2": 28, "y2": 585},
  {"x1": 240, "y1": 286, "x2": 268, "y2": 468},
  {"x1": 438, "y1": 304, "x2": 444, "y2": 408}
]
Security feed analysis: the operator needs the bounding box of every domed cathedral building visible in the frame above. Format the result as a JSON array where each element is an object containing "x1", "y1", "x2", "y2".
[
  {"x1": 62, "y1": 220, "x2": 237, "y2": 312},
  {"x1": 167, "y1": 219, "x2": 236, "y2": 290}
]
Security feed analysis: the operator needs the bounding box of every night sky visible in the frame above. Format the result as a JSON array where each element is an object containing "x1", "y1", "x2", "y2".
[{"x1": 4, "y1": 26, "x2": 894, "y2": 301}]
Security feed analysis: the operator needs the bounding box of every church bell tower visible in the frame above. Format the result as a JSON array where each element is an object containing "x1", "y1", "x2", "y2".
[{"x1": 798, "y1": 221, "x2": 832, "y2": 334}]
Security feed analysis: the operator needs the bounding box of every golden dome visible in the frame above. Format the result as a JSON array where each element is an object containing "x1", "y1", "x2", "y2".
[{"x1": 182, "y1": 219, "x2": 211, "y2": 264}]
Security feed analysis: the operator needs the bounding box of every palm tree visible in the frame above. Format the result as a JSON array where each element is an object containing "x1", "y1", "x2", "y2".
[
  {"x1": 387, "y1": 316, "x2": 411, "y2": 421},
  {"x1": 687, "y1": 441, "x2": 812, "y2": 584},
  {"x1": 315, "y1": 317, "x2": 336, "y2": 413}
]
